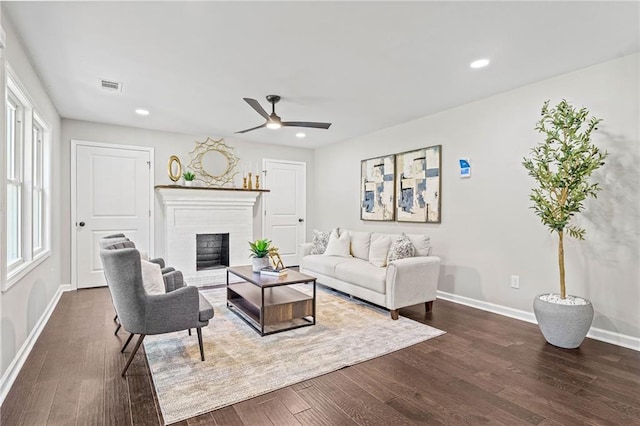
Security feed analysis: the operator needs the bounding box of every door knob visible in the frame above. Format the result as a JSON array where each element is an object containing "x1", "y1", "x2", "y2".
[
  {"x1": 78, "y1": 221, "x2": 85, "y2": 227},
  {"x1": 298, "y1": 218, "x2": 304, "y2": 223}
]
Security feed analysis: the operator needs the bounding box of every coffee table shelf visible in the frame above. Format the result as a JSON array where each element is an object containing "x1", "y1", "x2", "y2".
[{"x1": 226, "y1": 266, "x2": 317, "y2": 336}]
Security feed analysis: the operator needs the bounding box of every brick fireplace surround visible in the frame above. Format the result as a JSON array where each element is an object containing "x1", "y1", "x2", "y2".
[{"x1": 156, "y1": 187, "x2": 263, "y2": 286}]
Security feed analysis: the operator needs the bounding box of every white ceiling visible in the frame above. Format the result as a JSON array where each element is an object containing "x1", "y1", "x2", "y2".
[{"x1": 4, "y1": 1, "x2": 639, "y2": 149}]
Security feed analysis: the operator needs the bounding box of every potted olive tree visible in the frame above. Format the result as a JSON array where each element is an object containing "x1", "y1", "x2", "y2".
[
  {"x1": 522, "y1": 99, "x2": 607, "y2": 349},
  {"x1": 249, "y1": 238, "x2": 271, "y2": 272}
]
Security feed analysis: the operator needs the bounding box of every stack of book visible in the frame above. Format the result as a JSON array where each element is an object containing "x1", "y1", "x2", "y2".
[{"x1": 259, "y1": 266, "x2": 289, "y2": 277}]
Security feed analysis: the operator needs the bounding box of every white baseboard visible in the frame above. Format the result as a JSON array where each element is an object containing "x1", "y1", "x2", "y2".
[
  {"x1": 0, "y1": 284, "x2": 71, "y2": 405},
  {"x1": 586, "y1": 327, "x2": 640, "y2": 352},
  {"x1": 436, "y1": 290, "x2": 640, "y2": 352}
]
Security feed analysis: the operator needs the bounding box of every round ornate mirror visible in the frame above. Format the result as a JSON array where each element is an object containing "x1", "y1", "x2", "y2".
[
  {"x1": 187, "y1": 137, "x2": 239, "y2": 187},
  {"x1": 201, "y1": 149, "x2": 230, "y2": 178}
]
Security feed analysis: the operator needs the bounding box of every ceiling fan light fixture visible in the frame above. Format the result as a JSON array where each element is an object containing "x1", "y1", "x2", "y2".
[
  {"x1": 266, "y1": 114, "x2": 282, "y2": 129},
  {"x1": 236, "y1": 95, "x2": 332, "y2": 134}
]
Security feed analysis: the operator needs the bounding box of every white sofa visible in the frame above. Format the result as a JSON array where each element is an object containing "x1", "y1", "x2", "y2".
[{"x1": 299, "y1": 230, "x2": 440, "y2": 319}]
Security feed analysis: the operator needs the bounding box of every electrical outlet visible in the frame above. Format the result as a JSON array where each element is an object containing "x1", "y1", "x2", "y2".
[{"x1": 511, "y1": 275, "x2": 520, "y2": 289}]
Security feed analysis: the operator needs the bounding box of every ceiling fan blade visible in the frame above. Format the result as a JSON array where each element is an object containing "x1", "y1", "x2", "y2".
[
  {"x1": 281, "y1": 121, "x2": 332, "y2": 129},
  {"x1": 243, "y1": 98, "x2": 270, "y2": 120},
  {"x1": 235, "y1": 123, "x2": 266, "y2": 134}
]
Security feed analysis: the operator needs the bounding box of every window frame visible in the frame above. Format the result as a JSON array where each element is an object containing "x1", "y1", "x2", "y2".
[
  {"x1": 3, "y1": 64, "x2": 51, "y2": 291},
  {"x1": 32, "y1": 114, "x2": 46, "y2": 257}
]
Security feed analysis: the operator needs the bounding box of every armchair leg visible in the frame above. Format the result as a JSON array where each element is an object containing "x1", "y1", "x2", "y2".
[
  {"x1": 114, "y1": 324, "x2": 121, "y2": 335},
  {"x1": 425, "y1": 301, "x2": 433, "y2": 313},
  {"x1": 122, "y1": 334, "x2": 145, "y2": 377},
  {"x1": 121, "y1": 333, "x2": 134, "y2": 353},
  {"x1": 390, "y1": 309, "x2": 399, "y2": 320},
  {"x1": 196, "y1": 327, "x2": 205, "y2": 361},
  {"x1": 188, "y1": 328, "x2": 191, "y2": 336}
]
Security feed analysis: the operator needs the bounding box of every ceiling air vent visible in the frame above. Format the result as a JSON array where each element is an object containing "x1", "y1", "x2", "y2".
[{"x1": 98, "y1": 78, "x2": 122, "y2": 92}]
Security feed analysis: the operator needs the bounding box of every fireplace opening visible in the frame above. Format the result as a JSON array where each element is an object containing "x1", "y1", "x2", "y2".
[{"x1": 196, "y1": 233, "x2": 229, "y2": 271}]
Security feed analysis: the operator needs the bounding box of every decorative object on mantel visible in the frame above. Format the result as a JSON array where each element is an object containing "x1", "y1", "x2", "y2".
[
  {"x1": 248, "y1": 238, "x2": 271, "y2": 272},
  {"x1": 360, "y1": 154, "x2": 395, "y2": 221},
  {"x1": 182, "y1": 171, "x2": 196, "y2": 187},
  {"x1": 396, "y1": 145, "x2": 441, "y2": 223},
  {"x1": 523, "y1": 99, "x2": 607, "y2": 349},
  {"x1": 187, "y1": 137, "x2": 239, "y2": 187},
  {"x1": 241, "y1": 162, "x2": 262, "y2": 190},
  {"x1": 167, "y1": 155, "x2": 182, "y2": 183}
]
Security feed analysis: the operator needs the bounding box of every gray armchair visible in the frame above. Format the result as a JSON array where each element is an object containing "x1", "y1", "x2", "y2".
[
  {"x1": 100, "y1": 234, "x2": 182, "y2": 335},
  {"x1": 100, "y1": 242, "x2": 214, "y2": 376}
]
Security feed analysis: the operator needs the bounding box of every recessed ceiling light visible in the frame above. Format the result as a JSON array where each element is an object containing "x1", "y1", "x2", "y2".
[
  {"x1": 470, "y1": 58, "x2": 490, "y2": 69},
  {"x1": 296, "y1": 132, "x2": 306, "y2": 138},
  {"x1": 135, "y1": 108, "x2": 150, "y2": 116}
]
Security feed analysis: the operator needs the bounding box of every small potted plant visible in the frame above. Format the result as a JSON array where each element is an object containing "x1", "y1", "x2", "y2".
[
  {"x1": 249, "y1": 238, "x2": 271, "y2": 272},
  {"x1": 183, "y1": 171, "x2": 196, "y2": 187},
  {"x1": 522, "y1": 99, "x2": 607, "y2": 349}
]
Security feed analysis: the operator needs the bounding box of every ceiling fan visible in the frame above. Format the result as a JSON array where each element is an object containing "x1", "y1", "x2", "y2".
[{"x1": 236, "y1": 95, "x2": 332, "y2": 134}]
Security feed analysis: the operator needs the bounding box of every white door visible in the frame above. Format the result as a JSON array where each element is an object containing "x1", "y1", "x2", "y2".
[
  {"x1": 73, "y1": 141, "x2": 153, "y2": 289},
  {"x1": 263, "y1": 160, "x2": 306, "y2": 267}
]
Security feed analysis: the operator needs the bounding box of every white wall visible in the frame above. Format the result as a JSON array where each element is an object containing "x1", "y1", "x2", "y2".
[
  {"x1": 60, "y1": 119, "x2": 315, "y2": 285},
  {"x1": 0, "y1": 15, "x2": 62, "y2": 377},
  {"x1": 313, "y1": 54, "x2": 640, "y2": 340}
]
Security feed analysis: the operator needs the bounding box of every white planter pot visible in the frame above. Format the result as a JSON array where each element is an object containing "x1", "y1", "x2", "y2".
[
  {"x1": 184, "y1": 180, "x2": 194, "y2": 187},
  {"x1": 251, "y1": 257, "x2": 270, "y2": 272},
  {"x1": 533, "y1": 294, "x2": 594, "y2": 349}
]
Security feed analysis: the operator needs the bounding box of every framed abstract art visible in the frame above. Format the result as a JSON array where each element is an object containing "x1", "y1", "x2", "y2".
[
  {"x1": 395, "y1": 145, "x2": 441, "y2": 223},
  {"x1": 360, "y1": 154, "x2": 395, "y2": 221}
]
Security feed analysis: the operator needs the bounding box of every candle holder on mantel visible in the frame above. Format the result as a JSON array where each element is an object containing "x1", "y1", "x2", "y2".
[
  {"x1": 247, "y1": 172, "x2": 253, "y2": 190},
  {"x1": 255, "y1": 173, "x2": 260, "y2": 189},
  {"x1": 242, "y1": 176, "x2": 248, "y2": 189}
]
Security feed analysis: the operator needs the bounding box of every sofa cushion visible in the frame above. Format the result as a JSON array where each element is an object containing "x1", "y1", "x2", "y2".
[
  {"x1": 387, "y1": 234, "x2": 415, "y2": 263},
  {"x1": 324, "y1": 229, "x2": 350, "y2": 257},
  {"x1": 310, "y1": 229, "x2": 330, "y2": 255},
  {"x1": 406, "y1": 234, "x2": 431, "y2": 256},
  {"x1": 369, "y1": 234, "x2": 392, "y2": 267},
  {"x1": 335, "y1": 259, "x2": 386, "y2": 294},
  {"x1": 302, "y1": 254, "x2": 352, "y2": 277},
  {"x1": 349, "y1": 231, "x2": 372, "y2": 260}
]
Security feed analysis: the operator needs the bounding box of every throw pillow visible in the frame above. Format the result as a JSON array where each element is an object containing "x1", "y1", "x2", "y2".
[
  {"x1": 387, "y1": 234, "x2": 416, "y2": 263},
  {"x1": 405, "y1": 234, "x2": 431, "y2": 256},
  {"x1": 349, "y1": 231, "x2": 372, "y2": 260},
  {"x1": 323, "y1": 229, "x2": 350, "y2": 257},
  {"x1": 141, "y1": 259, "x2": 165, "y2": 295},
  {"x1": 310, "y1": 229, "x2": 330, "y2": 255},
  {"x1": 369, "y1": 234, "x2": 392, "y2": 267}
]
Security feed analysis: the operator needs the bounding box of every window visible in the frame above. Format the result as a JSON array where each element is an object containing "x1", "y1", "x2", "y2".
[
  {"x1": 4, "y1": 67, "x2": 51, "y2": 288},
  {"x1": 6, "y1": 91, "x2": 23, "y2": 269},
  {"x1": 32, "y1": 118, "x2": 44, "y2": 255}
]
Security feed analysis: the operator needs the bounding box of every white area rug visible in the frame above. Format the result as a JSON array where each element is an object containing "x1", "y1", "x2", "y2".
[{"x1": 144, "y1": 285, "x2": 445, "y2": 424}]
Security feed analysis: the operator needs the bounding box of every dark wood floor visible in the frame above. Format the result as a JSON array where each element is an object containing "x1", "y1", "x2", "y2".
[{"x1": 2, "y1": 287, "x2": 639, "y2": 426}]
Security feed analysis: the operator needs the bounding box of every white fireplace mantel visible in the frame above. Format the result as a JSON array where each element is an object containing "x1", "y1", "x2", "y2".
[{"x1": 156, "y1": 186, "x2": 265, "y2": 286}]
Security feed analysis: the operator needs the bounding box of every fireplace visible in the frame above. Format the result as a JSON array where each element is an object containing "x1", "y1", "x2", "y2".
[
  {"x1": 196, "y1": 233, "x2": 229, "y2": 270},
  {"x1": 156, "y1": 187, "x2": 261, "y2": 286}
]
